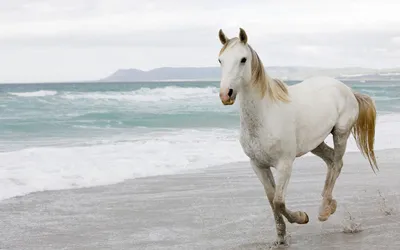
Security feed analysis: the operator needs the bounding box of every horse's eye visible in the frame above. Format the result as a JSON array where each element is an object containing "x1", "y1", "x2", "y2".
[
  {"x1": 240, "y1": 57, "x2": 247, "y2": 63},
  {"x1": 218, "y1": 59, "x2": 221, "y2": 64}
]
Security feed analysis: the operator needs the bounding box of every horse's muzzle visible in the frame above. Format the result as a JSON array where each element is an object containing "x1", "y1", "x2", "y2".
[{"x1": 219, "y1": 88, "x2": 236, "y2": 105}]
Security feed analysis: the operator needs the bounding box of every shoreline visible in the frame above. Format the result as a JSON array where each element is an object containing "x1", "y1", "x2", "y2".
[
  {"x1": 0, "y1": 147, "x2": 399, "y2": 203},
  {"x1": 1, "y1": 149, "x2": 400, "y2": 249}
]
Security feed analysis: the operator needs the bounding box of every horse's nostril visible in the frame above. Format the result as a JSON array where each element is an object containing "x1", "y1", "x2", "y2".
[{"x1": 228, "y1": 89, "x2": 233, "y2": 97}]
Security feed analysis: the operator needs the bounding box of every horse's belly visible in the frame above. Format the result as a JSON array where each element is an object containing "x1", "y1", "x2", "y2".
[
  {"x1": 295, "y1": 109, "x2": 337, "y2": 156},
  {"x1": 296, "y1": 128, "x2": 333, "y2": 156}
]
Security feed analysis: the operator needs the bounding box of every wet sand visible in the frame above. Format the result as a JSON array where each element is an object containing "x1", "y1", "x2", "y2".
[{"x1": 1, "y1": 149, "x2": 400, "y2": 249}]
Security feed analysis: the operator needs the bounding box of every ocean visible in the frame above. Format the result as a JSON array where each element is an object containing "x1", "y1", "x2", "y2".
[{"x1": 0, "y1": 80, "x2": 399, "y2": 201}]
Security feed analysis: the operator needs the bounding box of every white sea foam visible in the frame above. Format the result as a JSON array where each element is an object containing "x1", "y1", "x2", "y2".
[
  {"x1": 62, "y1": 86, "x2": 219, "y2": 102},
  {"x1": 0, "y1": 114, "x2": 399, "y2": 201},
  {"x1": 9, "y1": 90, "x2": 57, "y2": 97},
  {"x1": 0, "y1": 129, "x2": 246, "y2": 201}
]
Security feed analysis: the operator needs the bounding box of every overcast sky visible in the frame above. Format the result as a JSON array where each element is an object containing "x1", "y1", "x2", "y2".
[{"x1": 1, "y1": 0, "x2": 400, "y2": 83}]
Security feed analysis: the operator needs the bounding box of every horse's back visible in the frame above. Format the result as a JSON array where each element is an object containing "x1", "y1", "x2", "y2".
[
  {"x1": 289, "y1": 76, "x2": 357, "y2": 111},
  {"x1": 290, "y1": 76, "x2": 352, "y2": 95}
]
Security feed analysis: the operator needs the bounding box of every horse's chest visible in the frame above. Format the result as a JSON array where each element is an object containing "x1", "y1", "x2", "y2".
[{"x1": 239, "y1": 129, "x2": 277, "y2": 165}]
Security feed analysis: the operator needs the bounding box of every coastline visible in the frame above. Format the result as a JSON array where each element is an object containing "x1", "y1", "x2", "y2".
[{"x1": 1, "y1": 149, "x2": 400, "y2": 249}]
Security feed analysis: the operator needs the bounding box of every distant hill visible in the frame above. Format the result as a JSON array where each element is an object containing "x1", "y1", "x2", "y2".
[
  {"x1": 99, "y1": 66, "x2": 400, "y2": 82},
  {"x1": 100, "y1": 67, "x2": 220, "y2": 82}
]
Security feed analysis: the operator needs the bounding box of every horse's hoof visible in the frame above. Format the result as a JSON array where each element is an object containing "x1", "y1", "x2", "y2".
[
  {"x1": 271, "y1": 239, "x2": 288, "y2": 248},
  {"x1": 303, "y1": 212, "x2": 309, "y2": 224},
  {"x1": 318, "y1": 208, "x2": 330, "y2": 221},
  {"x1": 330, "y1": 199, "x2": 337, "y2": 215},
  {"x1": 297, "y1": 211, "x2": 309, "y2": 224},
  {"x1": 318, "y1": 199, "x2": 337, "y2": 222},
  {"x1": 292, "y1": 211, "x2": 309, "y2": 224},
  {"x1": 318, "y1": 214, "x2": 329, "y2": 222}
]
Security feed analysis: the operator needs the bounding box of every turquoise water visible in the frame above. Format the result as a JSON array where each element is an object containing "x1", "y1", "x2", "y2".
[
  {"x1": 0, "y1": 82, "x2": 238, "y2": 150},
  {"x1": 0, "y1": 80, "x2": 400, "y2": 200},
  {"x1": 1, "y1": 81, "x2": 399, "y2": 143}
]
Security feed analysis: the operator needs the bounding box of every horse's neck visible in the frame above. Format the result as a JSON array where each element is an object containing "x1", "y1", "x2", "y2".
[
  {"x1": 238, "y1": 87, "x2": 269, "y2": 132},
  {"x1": 238, "y1": 76, "x2": 281, "y2": 132}
]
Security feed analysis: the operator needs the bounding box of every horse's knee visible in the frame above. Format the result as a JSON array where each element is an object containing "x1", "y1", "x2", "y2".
[{"x1": 273, "y1": 199, "x2": 285, "y2": 212}]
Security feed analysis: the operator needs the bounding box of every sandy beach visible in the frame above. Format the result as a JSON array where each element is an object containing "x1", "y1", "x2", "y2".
[{"x1": 1, "y1": 149, "x2": 399, "y2": 250}]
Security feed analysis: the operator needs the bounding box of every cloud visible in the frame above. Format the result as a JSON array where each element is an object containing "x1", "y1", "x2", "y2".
[{"x1": 0, "y1": 0, "x2": 400, "y2": 82}]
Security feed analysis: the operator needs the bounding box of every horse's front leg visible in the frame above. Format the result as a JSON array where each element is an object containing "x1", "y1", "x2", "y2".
[
  {"x1": 251, "y1": 160, "x2": 287, "y2": 245},
  {"x1": 273, "y1": 159, "x2": 309, "y2": 225}
]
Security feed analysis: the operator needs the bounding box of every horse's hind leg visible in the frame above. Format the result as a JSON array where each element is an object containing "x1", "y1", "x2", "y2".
[
  {"x1": 317, "y1": 130, "x2": 350, "y2": 221},
  {"x1": 311, "y1": 142, "x2": 338, "y2": 220}
]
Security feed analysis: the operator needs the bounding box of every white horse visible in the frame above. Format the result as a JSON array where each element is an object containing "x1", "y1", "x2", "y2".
[{"x1": 217, "y1": 28, "x2": 378, "y2": 246}]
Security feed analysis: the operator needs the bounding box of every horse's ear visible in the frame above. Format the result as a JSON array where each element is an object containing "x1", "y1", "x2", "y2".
[
  {"x1": 239, "y1": 28, "x2": 247, "y2": 44},
  {"x1": 219, "y1": 29, "x2": 228, "y2": 45}
]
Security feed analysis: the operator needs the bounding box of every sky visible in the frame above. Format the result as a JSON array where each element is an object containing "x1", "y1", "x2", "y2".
[{"x1": 0, "y1": 0, "x2": 400, "y2": 83}]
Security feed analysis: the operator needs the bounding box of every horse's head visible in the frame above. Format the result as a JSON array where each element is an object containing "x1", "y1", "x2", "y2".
[{"x1": 217, "y1": 28, "x2": 253, "y2": 105}]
